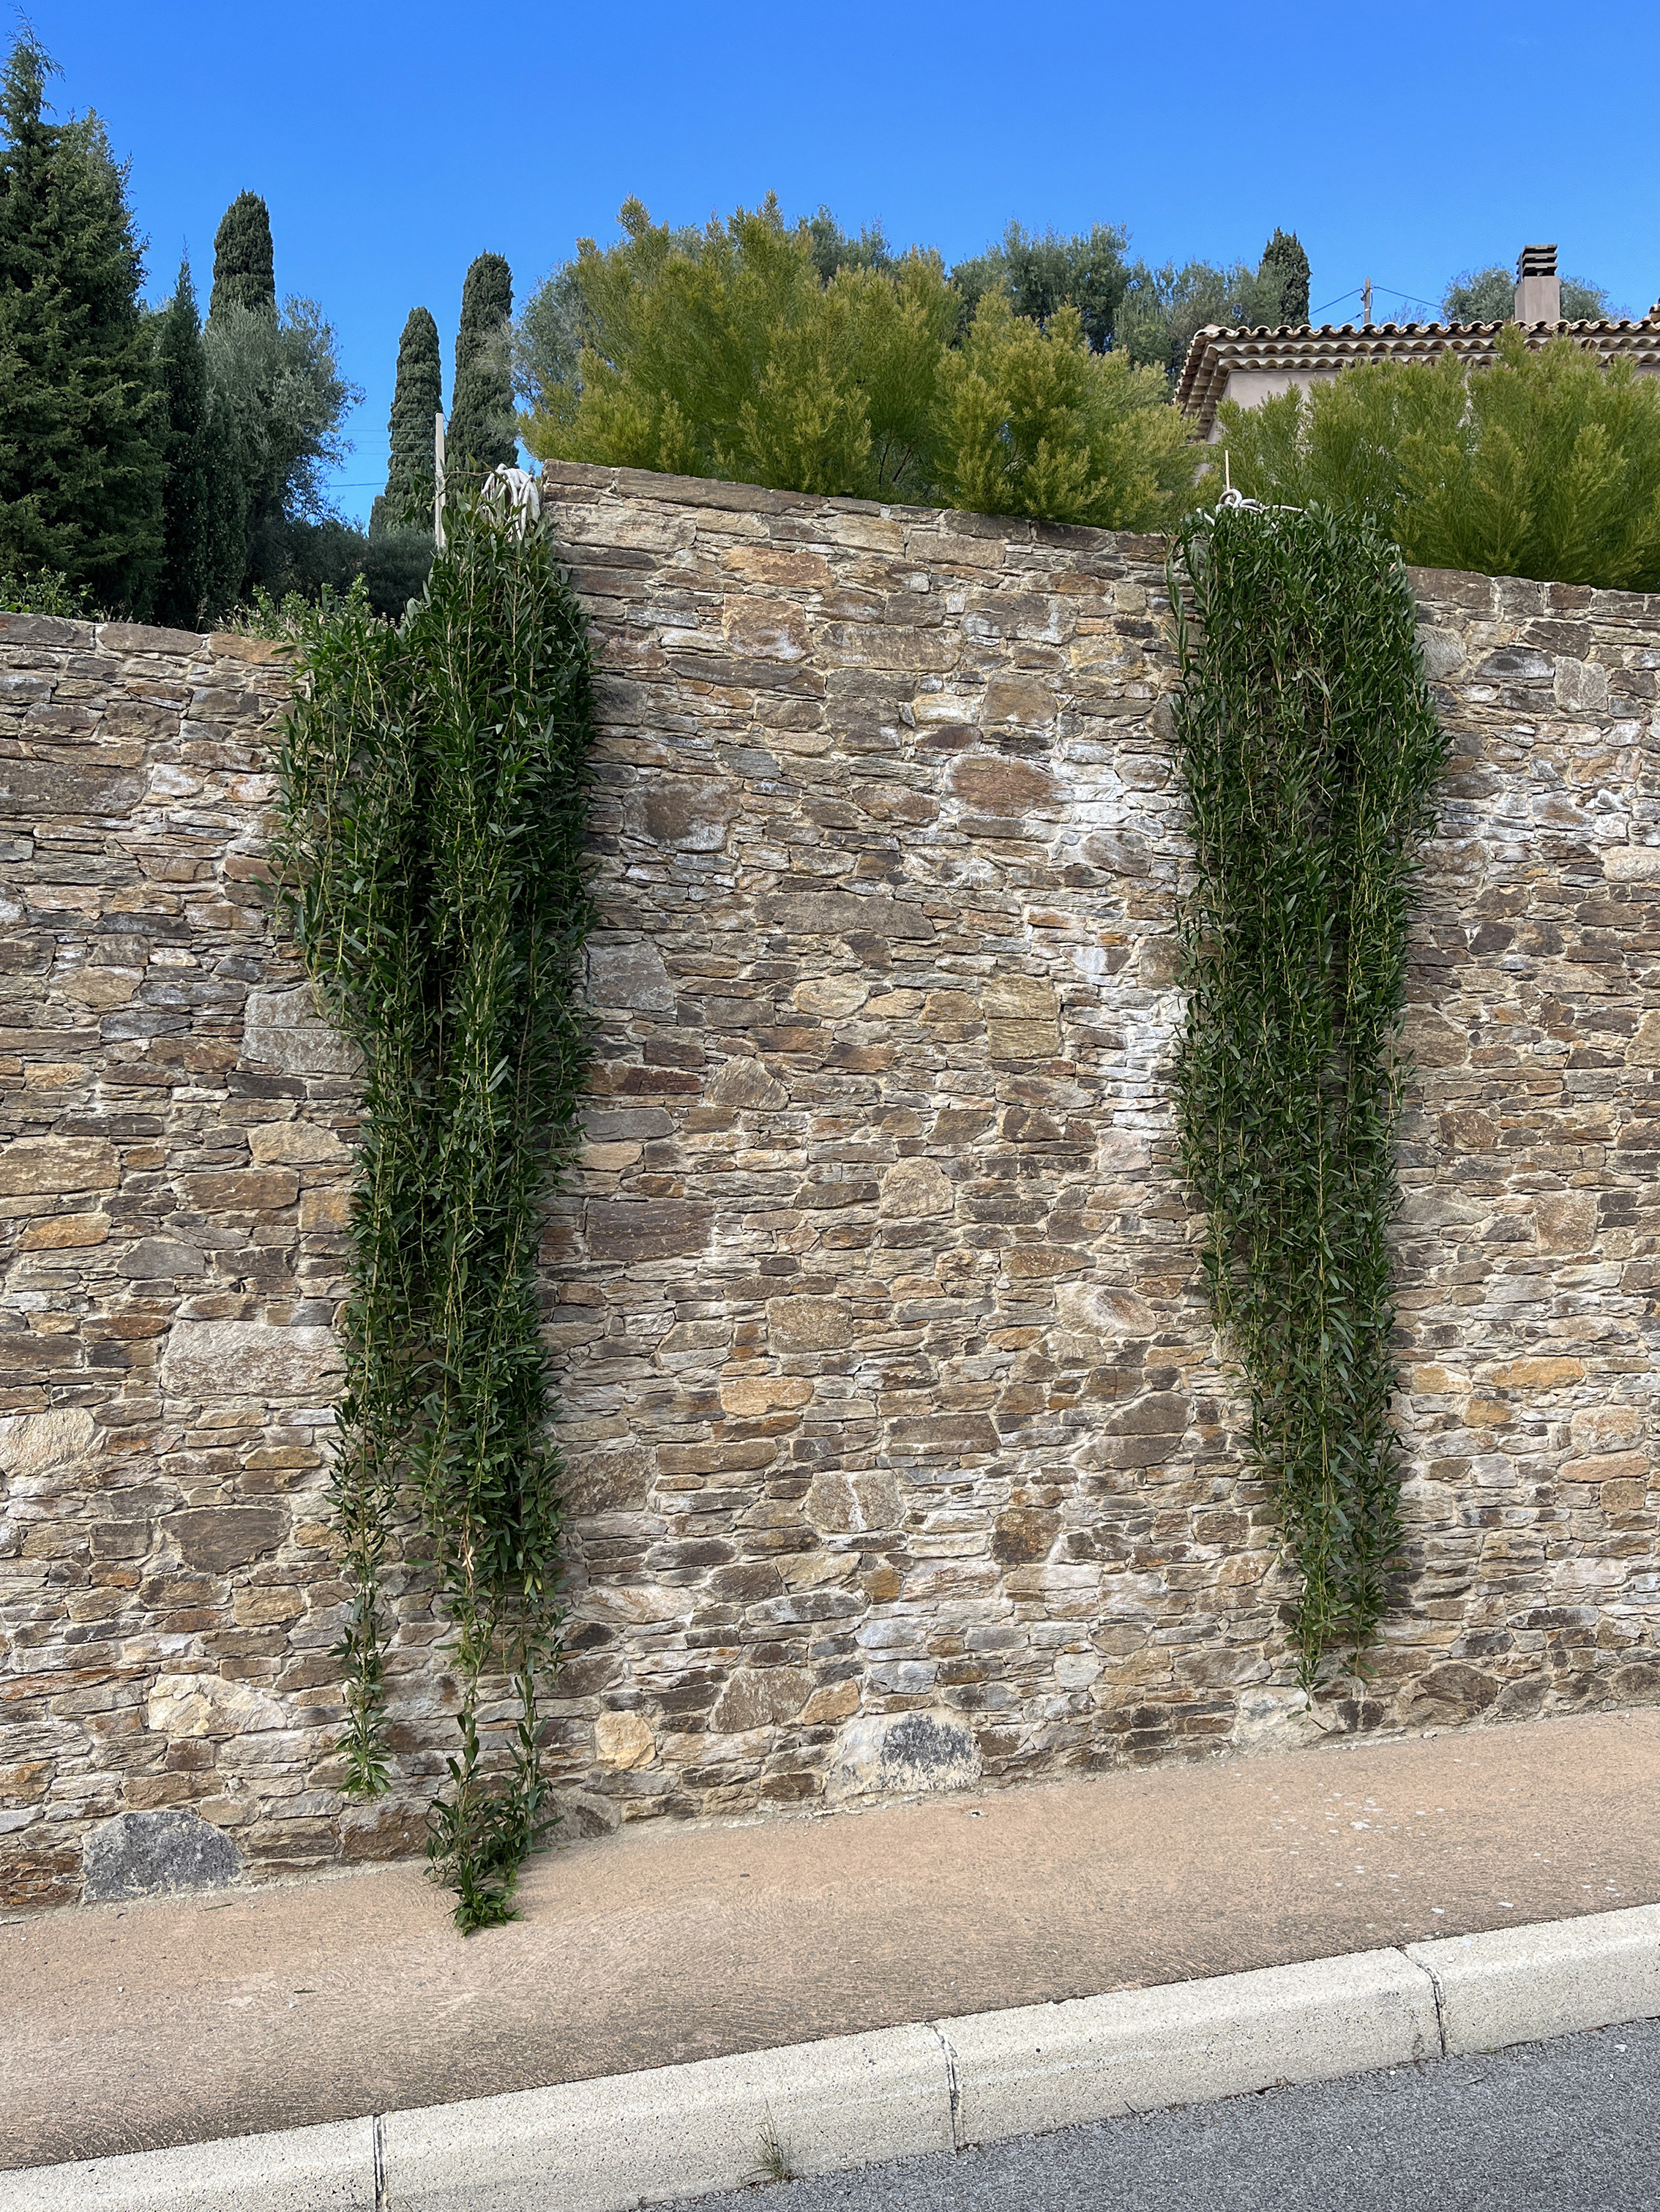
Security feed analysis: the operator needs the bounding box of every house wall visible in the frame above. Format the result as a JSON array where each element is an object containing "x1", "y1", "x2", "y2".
[
  {"x1": 1210, "y1": 353, "x2": 1660, "y2": 437},
  {"x1": 1206, "y1": 367, "x2": 1333, "y2": 435},
  {"x1": 4, "y1": 462, "x2": 1659, "y2": 1909}
]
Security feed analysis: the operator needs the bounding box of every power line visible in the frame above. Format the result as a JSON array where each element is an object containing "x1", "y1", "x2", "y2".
[{"x1": 1310, "y1": 282, "x2": 1446, "y2": 324}]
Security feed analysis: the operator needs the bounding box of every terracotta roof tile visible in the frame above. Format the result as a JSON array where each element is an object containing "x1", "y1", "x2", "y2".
[{"x1": 1176, "y1": 316, "x2": 1660, "y2": 438}]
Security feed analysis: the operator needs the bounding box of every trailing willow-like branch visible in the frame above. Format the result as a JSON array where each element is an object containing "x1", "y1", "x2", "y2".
[
  {"x1": 1169, "y1": 501, "x2": 1447, "y2": 1687},
  {"x1": 272, "y1": 496, "x2": 596, "y2": 1929}
]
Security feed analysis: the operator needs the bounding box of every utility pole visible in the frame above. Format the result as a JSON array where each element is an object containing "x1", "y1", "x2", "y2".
[{"x1": 1361, "y1": 278, "x2": 1373, "y2": 328}]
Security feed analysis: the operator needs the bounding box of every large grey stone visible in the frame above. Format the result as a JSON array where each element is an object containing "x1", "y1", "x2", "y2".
[
  {"x1": 585, "y1": 1199, "x2": 713, "y2": 1261},
  {"x1": 1415, "y1": 624, "x2": 1465, "y2": 678},
  {"x1": 757, "y1": 889, "x2": 934, "y2": 940},
  {"x1": 160, "y1": 1320, "x2": 340, "y2": 1399},
  {"x1": 709, "y1": 1667, "x2": 815, "y2": 1733},
  {"x1": 82, "y1": 1809, "x2": 242, "y2": 1902},
  {"x1": 171, "y1": 1506, "x2": 289, "y2": 1575},
  {"x1": 586, "y1": 938, "x2": 675, "y2": 1013},
  {"x1": 241, "y1": 987, "x2": 359, "y2": 1076},
  {"x1": 0, "y1": 760, "x2": 143, "y2": 816},
  {"x1": 623, "y1": 776, "x2": 739, "y2": 852},
  {"x1": 826, "y1": 1710, "x2": 982, "y2": 1802}
]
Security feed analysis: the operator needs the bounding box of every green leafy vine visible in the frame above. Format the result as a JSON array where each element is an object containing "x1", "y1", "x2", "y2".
[
  {"x1": 1169, "y1": 500, "x2": 1448, "y2": 1687},
  {"x1": 272, "y1": 494, "x2": 596, "y2": 1928}
]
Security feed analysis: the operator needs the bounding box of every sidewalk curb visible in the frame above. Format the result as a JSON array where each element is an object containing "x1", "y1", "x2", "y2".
[{"x1": 7, "y1": 1903, "x2": 1659, "y2": 2211}]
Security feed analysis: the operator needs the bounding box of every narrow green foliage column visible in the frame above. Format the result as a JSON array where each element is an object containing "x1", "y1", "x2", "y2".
[
  {"x1": 210, "y1": 190, "x2": 277, "y2": 320},
  {"x1": 1170, "y1": 503, "x2": 1447, "y2": 1686},
  {"x1": 154, "y1": 258, "x2": 245, "y2": 629},
  {"x1": 371, "y1": 305, "x2": 442, "y2": 535},
  {"x1": 1256, "y1": 228, "x2": 1310, "y2": 325},
  {"x1": 449, "y1": 252, "x2": 517, "y2": 475},
  {"x1": 275, "y1": 494, "x2": 595, "y2": 1930}
]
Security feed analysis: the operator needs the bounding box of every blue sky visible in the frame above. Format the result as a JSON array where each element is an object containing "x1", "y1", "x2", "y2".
[{"x1": 29, "y1": 0, "x2": 1660, "y2": 525}]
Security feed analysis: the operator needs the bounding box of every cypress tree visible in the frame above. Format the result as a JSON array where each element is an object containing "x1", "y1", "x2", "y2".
[
  {"x1": 209, "y1": 190, "x2": 275, "y2": 320},
  {"x1": 448, "y1": 252, "x2": 515, "y2": 473},
  {"x1": 370, "y1": 305, "x2": 442, "y2": 535},
  {"x1": 1257, "y1": 229, "x2": 1311, "y2": 326},
  {"x1": 153, "y1": 258, "x2": 244, "y2": 629},
  {"x1": 0, "y1": 34, "x2": 165, "y2": 610}
]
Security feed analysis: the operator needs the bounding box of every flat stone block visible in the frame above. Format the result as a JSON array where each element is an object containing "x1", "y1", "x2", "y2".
[{"x1": 159, "y1": 1320, "x2": 339, "y2": 1399}]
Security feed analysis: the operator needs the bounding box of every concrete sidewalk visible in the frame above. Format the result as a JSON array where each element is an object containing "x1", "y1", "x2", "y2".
[{"x1": 4, "y1": 1708, "x2": 1659, "y2": 2174}]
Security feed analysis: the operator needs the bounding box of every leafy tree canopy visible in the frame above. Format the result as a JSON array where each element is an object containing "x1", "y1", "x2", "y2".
[
  {"x1": 1216, "y1": 326, "x2": 1660, "y2": 592},
  {"x1": 950, "y1": 221, "x2": 1130, "y2": 353},
  {"x1": 801, "y1": 205, "x2": 895, "y2": 282},
  {"x1": 1116, "y1": 230, "x2": 1313, "y2": 383},
  {"x1": 204, "y1": 294, "x2": 358, "y2": 541},
  {"x1": 1442, "y1": 263, "x2": 1614, "y2": 324},
  {"x1": 0, "y1": 32, "x2": 164, "y2": 610}
]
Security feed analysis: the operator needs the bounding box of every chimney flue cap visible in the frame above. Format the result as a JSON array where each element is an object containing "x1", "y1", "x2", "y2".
[{"x1": 1517, "y1": 243, "x2": 1558, "y2": 280}]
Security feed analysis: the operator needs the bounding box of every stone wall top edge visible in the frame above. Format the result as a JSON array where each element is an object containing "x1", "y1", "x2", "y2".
[
  {"x1": 1405, "y1": 563, "x2": 1660, "y2": 624},
  {"x1": 535, "y1": 457, "x2": 1164, "y2": 563},
  {"x1": 536, "y1": 462, "x2": 1660, "y2": 624},
  {"x1": 0, "y1": 610, "x2": 295, "y2": 667}
]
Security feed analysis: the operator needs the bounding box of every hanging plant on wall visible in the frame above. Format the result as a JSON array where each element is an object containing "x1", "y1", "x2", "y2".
[
  {"x1": 1169, "y1": 500, "x2": 1448, "y2": 1688},
  {"x1": 273, "y1": 490, "x2": 597, "y2": 1929}
]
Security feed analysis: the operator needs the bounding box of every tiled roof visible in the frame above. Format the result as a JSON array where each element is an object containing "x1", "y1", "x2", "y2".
[{"x1": 1176, "y1": 315, "x2": 1660, "y2": 438}]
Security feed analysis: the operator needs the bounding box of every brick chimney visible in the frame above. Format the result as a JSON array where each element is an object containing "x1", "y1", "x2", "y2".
[{"x1": 1514, "y1": 244, "x2": 1560, "y2": 326}]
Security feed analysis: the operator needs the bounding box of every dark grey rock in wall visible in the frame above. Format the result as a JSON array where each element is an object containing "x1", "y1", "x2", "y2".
[{"x1": 82, "y1": 1810, "x2": 243, "y2": 1903}]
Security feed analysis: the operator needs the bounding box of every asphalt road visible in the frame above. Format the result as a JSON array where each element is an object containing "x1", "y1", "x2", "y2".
[{"x1": 669, "y1": 2020, "x2": 1660, "y2": 2212}]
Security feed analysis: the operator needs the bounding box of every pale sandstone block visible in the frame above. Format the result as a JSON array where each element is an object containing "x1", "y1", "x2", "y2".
[{"x1": 160, "y1": 1320, "x2": 339, "y2": 1399}]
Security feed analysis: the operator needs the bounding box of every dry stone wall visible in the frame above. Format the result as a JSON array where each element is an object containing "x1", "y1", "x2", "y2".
[{"x1": 3, "y1": 462, "x2": 1659, "y2": 1908}]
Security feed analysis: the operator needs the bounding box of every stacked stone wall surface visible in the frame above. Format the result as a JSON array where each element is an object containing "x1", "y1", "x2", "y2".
[{"x1": 3, "y1": 462, "x2": 1659, "y2": 1908}]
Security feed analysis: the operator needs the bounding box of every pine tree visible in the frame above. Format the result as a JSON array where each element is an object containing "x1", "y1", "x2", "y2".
[
  {"x1": 0, "y1": 34, "x2": 165, "y2": 610},
  {"x1": 448, "y1": 252, "x2": 516, "y2": 472},
  {"x1": 1257, "y1": 229, "x2": 1311, "y2": 326},
  {"x1": 153, "y1": 258, "x2": 244, "y2": 629},
  {"x1": 209, "y1": 190, "x2": 275, "y2": 320},
  {"x1": 370, "y1": 306, "x2": 441, "y2": 535}
]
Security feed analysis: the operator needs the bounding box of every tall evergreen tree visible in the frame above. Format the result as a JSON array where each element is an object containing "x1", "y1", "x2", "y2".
[
  {"x1": 209, "y1": 190, "x2": 275, "y2": 320},
  {"x1": 448, "y1": 252, "x2": 515, "y2": 471},
  {"x1": 370, "y1": 305, "x2": 441, "y2": 535},
  {"x1": 153, "y1": 258, "x2": 244, "y2": 629},
  {"x1": 1257, "y1": 229, "x2": 1311, "y2": 326},
  {"x1": 0, "y1": 34, "x2": 164, "y2": 609}
]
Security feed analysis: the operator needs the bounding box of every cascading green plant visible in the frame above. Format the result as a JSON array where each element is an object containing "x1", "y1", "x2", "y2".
[
  {"x1": 1169, "y1": 499, "x2": 1448, "y2": 1687},
  {"x1": 272, "y1": 491, "x2": 596, "y2": 1929}
]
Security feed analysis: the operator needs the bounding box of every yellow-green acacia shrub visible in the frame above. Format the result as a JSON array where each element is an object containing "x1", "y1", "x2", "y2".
[
  {"x1": 525, "y1": 198, "x2": 1203, "y2": 528},
  {"x1": 1217, "y1": 328, "x2": 1660, "y2": 591},
  {"x1": 524, "y1": 197, "x2": 957, "y2": 504},
  {"x1": 935, "y1": 295, "x2": 1200, "y2": 528}
]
